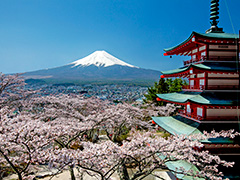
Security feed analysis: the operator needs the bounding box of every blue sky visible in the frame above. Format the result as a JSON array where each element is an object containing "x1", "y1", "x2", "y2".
[{"x1": 1, "y1": 0, "x2": 240, "y2": 74}]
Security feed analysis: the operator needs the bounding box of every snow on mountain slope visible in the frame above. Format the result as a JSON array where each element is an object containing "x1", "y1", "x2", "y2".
[{"x1": 70, "y1": 50, "x2": 138, "y2": 68}]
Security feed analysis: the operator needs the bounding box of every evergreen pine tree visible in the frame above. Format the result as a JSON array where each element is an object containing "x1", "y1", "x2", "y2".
[
  {"x1": 144, "y1": 78, "x2": 168, "y2": 105},
  {"x1": 168, "y1": 78, "x2": 184, "y2": 92},
  {"x1": 144, "y1": 78, "x2": 188, "y2": 105}
]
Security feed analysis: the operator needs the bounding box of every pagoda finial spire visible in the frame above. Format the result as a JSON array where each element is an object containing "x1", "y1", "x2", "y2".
[
  {"x1": 210, "y1": 0, "x2": 220, "y2": 27},
  {"x1": 206, "y1": 0, "x2": 224, "y2": 33}
]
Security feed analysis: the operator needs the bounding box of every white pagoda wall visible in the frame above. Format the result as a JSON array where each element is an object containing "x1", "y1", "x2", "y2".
[
  {"x1": 209, "y1": 45, "x2": 237, "y2": 50},
  {"x1": 208, "y1": 73, "x2": 239, "y2": 78},
  {"x1": 208, "y1": 79, "x2": 239, "y2": 86},
  {"x1": 207, "y1": 73, "x2": 239, "y2": 87},
  {"x1": 209, "y1": 51, "x2": 236, "y2": 57},
  {"x1": 208, "y1": 44, "x2": 238, "y2": 57},
  {"x1": 206, "y1": 109, "x2": 240, "y2": 117}
]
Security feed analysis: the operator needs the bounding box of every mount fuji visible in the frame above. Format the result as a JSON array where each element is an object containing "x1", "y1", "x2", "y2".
[
  {"x1": 70, "y1": 50, "x2": 137, "y2": 68},
  {"x1": 24, "y1": 51, "x2": 161, "y2": 85}
]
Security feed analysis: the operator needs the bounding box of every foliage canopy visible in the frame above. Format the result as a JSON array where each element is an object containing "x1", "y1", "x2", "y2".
[{"x1": 144, "y1": 78, "x2": 188, "y2": 105}]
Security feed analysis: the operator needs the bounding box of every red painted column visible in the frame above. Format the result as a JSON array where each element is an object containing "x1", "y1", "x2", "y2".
[
  {"x1": 206, "y1": 44, "x2": 209, "y2": 60},
  {"x1": 238, "y1": 30, "x2": 240, "y2": 89},
  {"x1": 205, "y1": 72, "x2": 208, "y2": 90},
  {"x1": 202, "y1": 106, "x2": 206, "y2": 120}
]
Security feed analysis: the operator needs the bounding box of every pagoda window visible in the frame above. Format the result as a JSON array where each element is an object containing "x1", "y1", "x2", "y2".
[
  {"x1": 197, "y1": 107, "x2": 203, "y2": 117},
  {"x1": 192, "y1": 55, "x2": 196, "y2": 60},
  {"x1": 187, "y1": 104, "x2": 191, "y2": 114},
  {"x1": 199, "y1": 45, "x2": 206, "y2": 51},
  {"x1": 201, "y1": 51, "x2": 206, "y2": 58},
  {"x1": 192, "y1": 48, "x2": 198, "y2": 54},
  {"x1": 199, "y1": 79, "x2": 205, "y2": 86},
  {"x1": 197, "y1": 73, "x2": 205, "y2": 78},
  {"x1": 190, "y1": 80, "x2": 194, "y2": 89}
]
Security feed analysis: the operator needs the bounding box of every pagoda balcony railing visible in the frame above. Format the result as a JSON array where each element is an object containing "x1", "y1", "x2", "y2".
[
  {"x1": 207, "y1": 85, "x2": 239, "y2": 90},
  {"x1": 183, "y1": 56, "x2": 206, "y2": 66},
  {"x1": 205, "y1": 116, "x2": 240, "y2": 121},
  {"x1": 183, "y1": 85, "x2": 239, "y2": 91},
  {"x1": 183, "y1": 56, "x2": 237, "y2": 66},
  {"x1": 182, "y1": 85, "x2": 205, "y2": 91},
  {"x1": 178, "y1": 109, "x2": 203, "y2": 121},
  {"x1": 208, "y1": 56, "x2": 237, "y2": 61}
]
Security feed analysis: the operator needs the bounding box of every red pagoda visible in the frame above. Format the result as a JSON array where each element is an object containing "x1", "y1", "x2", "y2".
[{"x1": 152, "y1": 0, "x2": 240, "y2": 178}]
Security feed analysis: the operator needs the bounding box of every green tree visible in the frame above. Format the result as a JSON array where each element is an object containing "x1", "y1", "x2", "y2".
[
  {"x1": 144, "y1": 78, "x2": 168, "y2": 105},
  {"x1": 167, "y1": 78, "x2": 187, "y2": 92},
  {"x1": 144, "y1": 78, "x2": 188, "y2": 105}
]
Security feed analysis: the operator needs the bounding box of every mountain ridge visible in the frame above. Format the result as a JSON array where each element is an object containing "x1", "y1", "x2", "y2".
[{"x1": 23, "y1": 51, "x2": 161, "y2": 86}]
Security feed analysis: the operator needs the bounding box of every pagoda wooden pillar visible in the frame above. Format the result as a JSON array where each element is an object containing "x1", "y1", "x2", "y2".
[
  {"x1": 237, "y1": 30, "x2": 239, "y2": 65},
  {"x1": 205, "y1": 72, "x2": 208, "y2": 90}
]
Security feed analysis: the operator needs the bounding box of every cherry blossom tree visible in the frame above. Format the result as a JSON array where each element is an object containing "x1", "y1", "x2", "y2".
[
  {"x1": 29, "y1": 95, "x2": 236, "y2": 180},
  {"x1": 1, "y1": 73, "x2": 239, "y2": 180},
  {"x1": 15, "y1": 92, "x2": 178, "y2": 179},
  {"x1": 27, "y1": 94, "x2": 170, "y2": 144},
  {"x1": 0, "y1": 106, "x2": 54, "y2": 180},
  {"x1": 45, "y1": 130, "x2": 239, "y2": 180},
  {"x1": 25, "y1": 94, "x2": 154, "y2": 179},
  {"x1": 0, "y1": 73, "x2": 39, "y2": 179},
  {"x1": 0, "y1": 74, "x2": 184, "y2": 180},
  {"x1": 0, "y1": 73, "x2": 35, "y2": 109}
]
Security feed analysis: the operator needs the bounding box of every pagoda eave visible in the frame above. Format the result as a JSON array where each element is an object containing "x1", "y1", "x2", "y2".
[
  {"x1": 164, "y1": 34, "x2": 196, "y2": 56},
  {"x1": 164, "y1": 31, "x2": 239, "y2": 56},
  {"x1": 152, "y1": 116, "x2": 201, "y2": 136},
  {"x1": 156, "y1": 92, "x2": 239, "y2": 106},
  {"x1": 161, "y1": 62, "x2": 239, "y2": 78}
]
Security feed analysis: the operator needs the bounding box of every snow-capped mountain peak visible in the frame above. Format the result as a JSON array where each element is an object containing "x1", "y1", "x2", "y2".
[{"x1": 70, "y1": 50, "x2": 138, "y2": 68}]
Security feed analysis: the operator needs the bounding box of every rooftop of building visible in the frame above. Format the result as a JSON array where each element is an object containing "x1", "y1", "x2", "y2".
[
  {"x1": 156, "y1": 91, "x2": 240, "y2": 105},
  {"x1": 161, "y1": 62, "x2": 240, "y2": 75},
  {"x1": 164, "y1": 31, "x2": 239, "y2": 53}
]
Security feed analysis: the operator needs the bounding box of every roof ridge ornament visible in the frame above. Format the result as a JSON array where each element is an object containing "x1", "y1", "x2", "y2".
[{"x1": 206, "y1": 0, "x2": 224, "y2": 33}]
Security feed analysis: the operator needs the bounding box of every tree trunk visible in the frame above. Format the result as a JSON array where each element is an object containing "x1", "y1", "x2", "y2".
[
  {"x1": 17, "y1": 172, "x2": 23, "y2": 180},
  {"x1": 69, "y1": 165, "x2": 76, "y2": 180},
  {"x1": 117, "y1": 164, "x2": 130, "y2": 180}
]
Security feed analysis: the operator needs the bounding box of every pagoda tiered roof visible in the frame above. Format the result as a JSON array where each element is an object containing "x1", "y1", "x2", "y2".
[
  {"x1": 164, "y1": 31, "x2": 239, "y2": 56},
  {"x1": 156, "y1": 91, "x2": 239, "y2": 105},
  {"x1": 152, "y1": 116, "x2": 201, "y2": 136},
  {"x1": 161, "y1": 62, "x2": 239, "y2": 77},
  {"x1": 153, "y1": 115, "x2": 240, "y2": 135}
]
